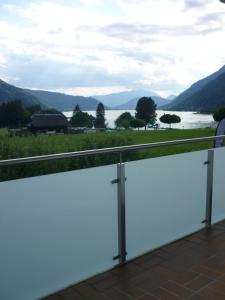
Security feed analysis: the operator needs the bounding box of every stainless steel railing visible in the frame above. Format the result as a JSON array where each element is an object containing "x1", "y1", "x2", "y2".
[{"x1": 0, "y1": 135, "x2": 224, "y2": 166}]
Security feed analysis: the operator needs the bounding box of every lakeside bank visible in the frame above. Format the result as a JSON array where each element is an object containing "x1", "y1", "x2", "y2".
[{"x1": 63, "y1": 110, "x2": 215, "y2": 129}]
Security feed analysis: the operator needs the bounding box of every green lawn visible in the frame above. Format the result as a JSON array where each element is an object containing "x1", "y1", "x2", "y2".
[
  {"x1": 0, "y1": 128, "x2": 217, "y2": 181},
  {"x1": 0, "y1": 128, "x2": 8, "y2": 136}
]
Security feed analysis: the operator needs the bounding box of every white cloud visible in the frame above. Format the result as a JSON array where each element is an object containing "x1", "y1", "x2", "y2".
[{"x1": 0, "y1": 0, "x2": 225, "y2": 97}]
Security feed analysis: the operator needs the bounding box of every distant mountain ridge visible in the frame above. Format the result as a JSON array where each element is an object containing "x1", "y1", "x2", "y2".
[
  {"x1": 166, "y1": 94, "x2": 176, "y2": 101},
  {"x1": 94, "y1": 90, "x2": 160, "y2": 107},
  {"x1": 0, "y1": 79, "x2": 101, "y2": 111},
  {"x1": 114, "y1": 95, "x2": 171, "y2": 110},
  {"x1": 162, "y1": 65, "x2": 225, "y2": 112},
  {"x1": 0, "y1": 79, "x2": 41, "y2": 107},
  {"x1": 26, "y1": 89, "x2": 100, "y2": 111}
]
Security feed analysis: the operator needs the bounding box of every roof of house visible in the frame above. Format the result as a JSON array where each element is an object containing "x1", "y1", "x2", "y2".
[{"x1": 29, "y1": 112, "x2": 69, "y2": 128}]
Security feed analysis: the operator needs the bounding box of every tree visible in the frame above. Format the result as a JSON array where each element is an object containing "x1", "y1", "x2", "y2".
[
  {"x1": 160, "y1": 114, "x2": 181, "y2": 128},
  {"x1": 213, "y1": 107, "x2": 225, "y2": 122},
  {"x1": 130, "y1": 118, "x2": 146, "y2": 130},
  {"x1": 27, "y1": 104, "x2": 42, "y2": 115},
  {"x1": 135, "y1": 97, "x2": 157, "y2": 130},
  {"x1": 0, "y1": 101, "x2": 31, "y2": 128},
  {"x1": 115, "y1": 112, "x2": 134, "y2": 129},
  {"x1": 74, "y1": 104, "x2": 81, "y2": 113},
  {"x1": 70, "y1": 105, "x2": 95, "y2": 128},
  {"x1": 94, "y1": 102, "x2": 106, "y2": 128}
]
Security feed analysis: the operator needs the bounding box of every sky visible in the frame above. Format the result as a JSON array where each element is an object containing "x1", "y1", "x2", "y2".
[{"x1": 0, "y1": 0, "x2": 225, "y2": 98}]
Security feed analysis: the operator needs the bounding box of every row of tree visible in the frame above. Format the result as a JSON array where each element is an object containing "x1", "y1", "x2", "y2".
[
  {"x1": 0, "y1": 100, "x2": 107, "y2": 129},
  {"x1": 0, "y1": 97, "x2": 182, "y2": 130},
  {"x1": 115, "y1": 97, "x2": 181, "y2": 129},
  {"x1": 70, "y1": 102, "x2": 106, "y2": 128},
  {"x1": 66, "y1": 101, "x2": 225, "y2": 130}
]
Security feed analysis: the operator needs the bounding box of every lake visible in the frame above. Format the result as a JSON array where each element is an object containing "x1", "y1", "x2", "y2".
[{"x1": 63, "y1": 110, "x2": 215, "y2": 129}]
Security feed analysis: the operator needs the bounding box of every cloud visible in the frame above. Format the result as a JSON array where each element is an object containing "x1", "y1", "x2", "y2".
[
  {"x1": 184, "y1": 0, "x2": 211, "y2": 10},
  {"x1": 0, "y1": 0, "x2": 225, "y2": 98},
  {"x1": 101, "y1": 20, "x2": 222, "y2": 43},
  {"x1": 197, "y1": 12, "x2": 225, "y2": 26},
  {"x1": 3, "y1": 51, "x2": 148, "y2": 91},
  {"x1": 48, "y1": 28, "x2": 64, "y2": 35}
]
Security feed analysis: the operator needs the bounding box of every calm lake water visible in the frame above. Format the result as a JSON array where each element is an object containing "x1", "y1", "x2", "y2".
[{"x1": 63, "y1": 110, "x2": 215, "y2": 129}]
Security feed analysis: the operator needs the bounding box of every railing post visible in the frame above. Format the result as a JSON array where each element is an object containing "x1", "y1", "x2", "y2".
[
  {"x1": 205, "y1": 149, "x2": 214, "y2": 228},
  {"x1": 117, "y1": 163, "x2": 127, "y2": 264}
]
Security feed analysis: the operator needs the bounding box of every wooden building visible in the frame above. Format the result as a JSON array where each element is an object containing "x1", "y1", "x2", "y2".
[{"x1": 27, "y1": 110, "x2": 69, "y2": 134}]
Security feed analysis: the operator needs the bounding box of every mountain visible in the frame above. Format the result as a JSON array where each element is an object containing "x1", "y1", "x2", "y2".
[
  {"x1": 162, "y1": 65, "x2": 225, "y2": 112},
  {"x1": 26, "y1": 89, "x2": 100, "y2": 111},
  {"x1": 114, "y1": 95, "x2": 170, "y2": 110},
  {"x1": 0, "y1": 79, "x2": 41, "y2": 107},
  {"x1": 167, "y1": 94, "x2": 176, "y2": 101},
  {"x1": 0, "y1": 79, "x2": 100, "y2": 111},
  {"x1": 94, "y1": 90, "x2": 159, "y2": 107}
]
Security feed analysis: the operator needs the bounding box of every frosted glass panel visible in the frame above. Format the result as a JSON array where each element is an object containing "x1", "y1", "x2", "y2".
[
  {"x1": 126, "y1": 151, "x2": 207, "y2": 260},
  {"x1": 212, "y1": 147, "x2": 225, "y2": 223},
  {"x1": 0, "y1": 165, "x2": 118, "y2": 300}
]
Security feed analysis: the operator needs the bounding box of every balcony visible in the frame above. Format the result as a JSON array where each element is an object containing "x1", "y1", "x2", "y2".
[
  {"x1": 44, "y1": 221, "x2": 225, "y2": 300},
  {"x1": 1, "y1": 135, "x2": 225, "y2": 300}
]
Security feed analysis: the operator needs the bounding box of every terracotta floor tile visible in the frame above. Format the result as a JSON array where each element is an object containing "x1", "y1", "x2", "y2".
[
  {"x1": 136, "y1": 256, "x2": 164, "y2": 269},
  {"x1": 112, "y1": 262, "x2": 143, "y2": 278},
  {"x1": 185, "y1": 275, "x2": 213, "y2": 291},
  {"x1": 87, "y1": 270, "x2": 115, "y2": 284},
  {"x1": 187, "y1": 294, "x2": 209, "y2": 300},
  {"x1": 103, "y1": 287, "x2": 133, "y2": 300},
  {"x1": 192, "y1": 265, "x2": 222, "y2": 279},
  {"x1": 137, "y1": 295, "x2": 158, "y2": 300},
  {"x1": 116, "y1": 282, "x2": 145, "y2": 298},
  {"x1": 136, "y1": 273, "x2": 168, "y2": 292},
  {"x1": 73, "y1": 282, "x2": 98, "y2": 296},
  {"x1": 92, "y1": 276, "x2": 120, "y2": 292},
  {"x1": 207, "y1": 281, "x2": 225, "y2": 295},
  {"x1": 162, "y1": 280, "x2": 193, "y2": 298},
  {"x1": 185, "y1": 236, "x2": 205, "y2": 244},
  {"x1": 150, "y1": 287, "x2": 181, "y2": 300},
  {"x1": 172, "y1": 270, "x2": 200, "y2": 285},
  {"x1": 199, "y1": 286, "x2": 225, "y2": 300}
]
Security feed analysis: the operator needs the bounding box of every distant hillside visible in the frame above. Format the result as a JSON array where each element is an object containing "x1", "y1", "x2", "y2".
[
  {"x1": 94, "y1": 90, "x2": 159, "y2": 107},
  {"x1": 0, "y1": 79, "x2": 41, "y2": 107},
  {"x1": 162, "y1": 65, "x2": 225, "y2": 112},
  {"x1": 167, "y1": 94, "x2": 176, "y2": 101},
  {"x1": 114, "y1": 95, "x2": 170, "y2": 110},
  {"x1": 26, "y1": 89, "x2": 100, "y2": 111}
]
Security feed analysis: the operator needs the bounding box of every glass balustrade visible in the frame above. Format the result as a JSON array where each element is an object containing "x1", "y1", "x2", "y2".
[
  {"x1": 125, "y1": 151, "x2": 208, "y2": 260},
  {"x1": 0, "y1": 166, "x2": 118, "y2": 300},
  {"x1": 0, "y1": 143, "x2": 225, "y2": 300},
  {"x1": 212, "y1": 147, "x2": 225, "y2": 223}
]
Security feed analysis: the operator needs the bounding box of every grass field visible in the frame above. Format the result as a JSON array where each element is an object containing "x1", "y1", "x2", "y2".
[{"x1": 0, "y1": 128, "x2": 217, "y2": 181}]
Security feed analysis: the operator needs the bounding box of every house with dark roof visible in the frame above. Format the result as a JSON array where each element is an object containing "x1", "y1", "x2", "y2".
[{"x1": 27, "y1": 110, "x2": 69, "y2": 134}]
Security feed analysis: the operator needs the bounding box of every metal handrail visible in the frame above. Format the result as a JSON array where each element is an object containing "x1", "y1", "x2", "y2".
[{"x1": 0, "y1": 134, "x2": 224, "y2": 167}]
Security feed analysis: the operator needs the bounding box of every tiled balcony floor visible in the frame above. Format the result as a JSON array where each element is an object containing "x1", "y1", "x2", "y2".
[{"x1": 43, "y1": 221, "x2": 225, "y2": 300}]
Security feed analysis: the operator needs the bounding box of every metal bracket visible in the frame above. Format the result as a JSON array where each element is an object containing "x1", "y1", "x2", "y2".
[
  {"x1": 113, "y1": 252, "x2": 127, "y2": 261},
  {"x1": 111, "y1": 179, "x2": 120, "y2": 184},
  {"x1": 204, "y1": 161, "x2": 209, "y2": 165},
  {"x1": 111, "y1": 178, "x2": 127, "y2": 184}
]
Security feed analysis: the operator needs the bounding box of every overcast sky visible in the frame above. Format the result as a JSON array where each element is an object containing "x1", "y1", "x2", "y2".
[{"x1": 0, "y1": 0, "x2": 225, "y2": 97}]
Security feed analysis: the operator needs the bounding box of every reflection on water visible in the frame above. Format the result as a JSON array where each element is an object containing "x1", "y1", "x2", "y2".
[{"x1": 64, "y1": 110, "x2": 215, "y2": 129}]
